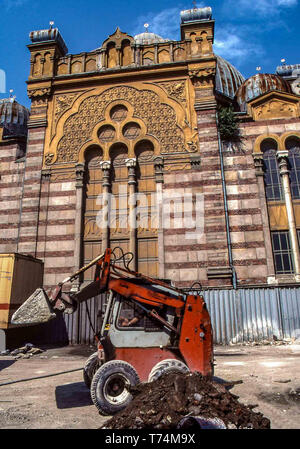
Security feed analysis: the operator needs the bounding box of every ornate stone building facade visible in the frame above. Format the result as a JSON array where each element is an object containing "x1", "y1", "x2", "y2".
[{"x1": 1, "y1": 6, "x2": 300, "y2": 293}]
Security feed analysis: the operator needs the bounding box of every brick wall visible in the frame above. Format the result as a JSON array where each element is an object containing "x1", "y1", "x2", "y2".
[{"x1": 0, "y1": 142, "x2": 26, "y2": 253}]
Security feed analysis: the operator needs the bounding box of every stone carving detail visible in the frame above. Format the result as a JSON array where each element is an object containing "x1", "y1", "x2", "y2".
[
  {"x1": 188, "y1": 67, "x2": 216, "y2": 87},
  {"x1": 157, "y1": 81, "x2": 186, "y2": 103},
  {"x1": 54, "y1": 93, "x2": 79, "y2": 127},
  {"x1": 51, "y1": 171, "x2": 76, "y2": 182},
  {"x1": 45, "y1": 153, "x2": 55, "y2": 165},
  {"x1": 28, "y1": 87, "x2": 51, "y2": 99},
  {"x1": 254, "y1": 99, "x2": 298, "y2": 120},
  {"x1": 84, "y1": 217, "x2": 102, "y2": 239},
  {"x1": 56, "y1": 86, "x2": 186, "y2": 162}
]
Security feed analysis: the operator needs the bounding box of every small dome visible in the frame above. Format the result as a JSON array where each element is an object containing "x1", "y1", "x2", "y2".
[
  {"x1": 215, "y1": 55, "x2": 245, "y2": 99},
  {"x1": 236, "y1": 73, "x2": 292, "y2": 111},
  {"x1": 134, "y1": 32, "x2": 169, "y2": 45},
  {"x1": 0, "y1": 98, "x2": 29, "y2": 137}
]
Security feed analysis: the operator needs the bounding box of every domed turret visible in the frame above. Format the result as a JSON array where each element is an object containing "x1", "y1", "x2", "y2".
[
  {"x1": 236, "y1": 73, "x2": 292, "y2": 111},
  {"x1": 134, "y1": 32, "x2": 169, "y2": 45},
  {"x1": 0, "y1": 98, "x2": 29, "y2": 138},
  {"x1": 215, "y1": 55, "x2": 245, "y2": 99}
]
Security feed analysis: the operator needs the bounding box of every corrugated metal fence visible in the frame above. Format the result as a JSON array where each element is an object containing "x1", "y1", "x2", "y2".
[
  {"x1": 191, "y1": 287, "x2": 300, "y2": 345},
  {"x1": 32, "y1": 287, "x2": 299, "y2": 346}
]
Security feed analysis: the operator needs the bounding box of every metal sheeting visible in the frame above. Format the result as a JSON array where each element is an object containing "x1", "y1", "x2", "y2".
[
  {"x1": 63, "y1": 294, "x2": 106, "y2": 345},
  {"x1": 189, "y1": 287, "x2": 300, "y2": 345},
  {"x1": 279, "y1": 288, "x2": 300, "y2": 339},
  {"x1": 44, "y1": 287, "x2": 300, "y2": 346}
]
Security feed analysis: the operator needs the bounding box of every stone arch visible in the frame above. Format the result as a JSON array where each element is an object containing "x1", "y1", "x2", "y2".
[
  {"x1": 280, "y1": 131, "x2": 300, "y2": 150},
  {"x1": 83, "y1": 144, "x2": 104, "y2": 281},
  {"x1": 260, "y1": 138, "x2": 282, "y2": 202},
  {"x1": 121, "y1": 39, "x2": 133, "y2": 66},
  {"x1": 84, "y1": 144, "x2": 103, "y2": 165},
  {"x1": 254, "y1": 134, "x2": 281, "y2": 153},
  {"x1": 107, "y1": 42, "x2": 118, "y2": 68}
]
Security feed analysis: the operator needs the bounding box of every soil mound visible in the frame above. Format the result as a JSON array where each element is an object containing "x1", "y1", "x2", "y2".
[{"x1": 103, "y1": 372, "x2": 271, "y2": 429}]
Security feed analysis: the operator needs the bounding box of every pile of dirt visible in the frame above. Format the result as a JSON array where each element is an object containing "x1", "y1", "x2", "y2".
[{"x1": 103, "y1": 373, "x2": 271, "y2": 430}]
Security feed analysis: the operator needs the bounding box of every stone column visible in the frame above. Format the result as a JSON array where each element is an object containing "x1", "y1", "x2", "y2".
[
  {"x1": 154, "y1": 44, "x2": 158, "y2": 64},
  {"x1": 154, "y1": 156, "x2": 165, "y2": 279},
  {"x1": 72, "y1": 163, "x2": 85, "y2": 292},
  {"x1": 100, "y1": 161, "x2": 111, "y2": 252},
  {"x1": 135, "y1": 45, "x2": 141, "y2": 66},
  {"x1": 116, "y1": 46, "x2": 122, "y2": 68},
  {"x1": 39, "y1": 169, "x2": 52, "y2": 259},
  {"x1": 99, "y1": 49, "x2": 106, "y2": 70},
  {"x1": 126, "y1": 158, "x2": 137, "y2": 271},
  {"x1": 277, "y1": 150, "x2": 300, "y2": 278},
  {"x1": 253, "y1": 152, "x2": 276, "y2": 282}
]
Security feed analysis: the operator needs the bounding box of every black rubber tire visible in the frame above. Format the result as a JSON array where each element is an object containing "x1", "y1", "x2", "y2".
[
  {"x1": 83, "y1": 352, "x2": 101, "y2": 389},
  {"x1": 148, "y1": 359, "x2": 189, "y2": 383},
  {"x1": 90, "y1": 360, "x2": 140, "y2": 416}
]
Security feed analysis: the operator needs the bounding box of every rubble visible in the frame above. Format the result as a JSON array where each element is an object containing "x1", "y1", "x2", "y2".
[
  {"x1": 11, "y1": 288, "x2": 56, "y2": 325},
  {"x1": 0, "y1": 343, "x2": 44, "y2": 359},
  {"x1": 103, "y1": 372, "x2": 271, "y2": 430},
  {"x1": 228, "y1": 337, "x2": 300, "y2": 347}
]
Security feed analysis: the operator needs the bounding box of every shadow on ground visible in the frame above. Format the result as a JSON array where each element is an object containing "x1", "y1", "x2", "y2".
[
  {"x1": 0, "y1": 360, "x2": 15, "y2": 372},
  {"x1": 55, "y1": 382, "x2": 93, "y2": 409}
]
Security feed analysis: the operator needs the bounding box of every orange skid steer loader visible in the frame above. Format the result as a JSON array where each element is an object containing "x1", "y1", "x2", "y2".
[{"x1": 12, "y1": 248, "x2": 214, "y2": 416}]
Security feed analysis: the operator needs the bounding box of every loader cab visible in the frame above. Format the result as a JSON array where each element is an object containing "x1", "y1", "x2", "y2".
[{"x1": 104, "y1": 292, "x2": 177, "y2": 348}]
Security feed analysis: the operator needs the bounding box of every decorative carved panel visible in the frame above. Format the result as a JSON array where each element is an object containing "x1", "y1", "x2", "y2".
[
  {"x1": 253, "y1": 99, "x2": 299, "y2": 121},
  {"x1": 157, "y1": 80, "x2": 186, "y2": 103},
  {"x1": 56, "y1": 85, "x2": 186, "y2": 163}
]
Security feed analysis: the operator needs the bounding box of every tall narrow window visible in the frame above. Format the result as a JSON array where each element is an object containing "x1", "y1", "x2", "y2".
[
  {"x1": 83, "y1": 146, "x2": 103, "y2": 282},
  {"x1": 287, "y1": 137, "x2": 300, "y2": 200},
  {"x1": 271, "y1": 231, "x2": 294, "y2": 274},
  {"x1": 135, "y1": 140, "x2": 158, "y2": 278},
  {"x1": 262, "y1": 139, "x2": 283, "y2": 201}
]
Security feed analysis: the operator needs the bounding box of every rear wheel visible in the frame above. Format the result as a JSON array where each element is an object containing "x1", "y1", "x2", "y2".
[
  {"x1": 83, "y1": 352, "x2": 101, "y2": 389},
  {"x1": 148, "y1": 359, "x2": 189, "y2": 382},
  {"x1": 90, "y1": 360, "x2": 140, "y2": 415}
]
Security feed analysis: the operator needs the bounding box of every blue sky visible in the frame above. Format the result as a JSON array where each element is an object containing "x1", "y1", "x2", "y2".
[{"x1": 0, "y1": 0, "x2": 299, "y2": 108}]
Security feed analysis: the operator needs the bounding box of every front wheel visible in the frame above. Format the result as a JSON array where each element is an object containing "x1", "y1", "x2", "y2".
[
  {"x1": 90, "y1": 360, "x2": 140, "y2": 416},
  {"x1": 83, "y1": 352, "x2": 101, "y2": 389},
  {"x1": 148, "y1": 359, "x2": 190, "y2": 382}
]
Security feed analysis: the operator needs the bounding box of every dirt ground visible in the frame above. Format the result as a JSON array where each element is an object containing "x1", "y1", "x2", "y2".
[{"x1": 0, "y1": 344, "x2": 299, "y2": 429}]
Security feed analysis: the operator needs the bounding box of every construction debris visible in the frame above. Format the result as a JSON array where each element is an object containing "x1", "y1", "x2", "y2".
[
  {"x1": 1, "y1": 343, "x2": 44, "y2": 359},
  {"x1": 103, "y1": 372, "x2": 271, "y2": 430},
  {"x1": 11, "y1": 288, "x2": 56, "y2": 325},
  {"x1": 228, "y1": 337, "x2": 300, "y2": 347}
]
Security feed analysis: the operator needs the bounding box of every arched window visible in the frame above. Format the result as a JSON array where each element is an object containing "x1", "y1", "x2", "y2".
[
  {"x1": 109, "y1": 143, "x2": 130, "y2": 258},
  {"x1": 83, "y1": 146, "x2": 103, "y2": 282},
  {"x1": 261, "y1": 139, "x2": 283, "y2": 201},
  {"x1": 287, "y1": 136, "x2": 300, "y2": 200},
  {"x1": 135, "y1": 140, "x2": 158, "y2": 278}
]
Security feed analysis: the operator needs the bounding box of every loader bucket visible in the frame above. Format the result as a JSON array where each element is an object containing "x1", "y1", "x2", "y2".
[{"x1": 11, "y1": 288, "x2": 57, "y2": 326}]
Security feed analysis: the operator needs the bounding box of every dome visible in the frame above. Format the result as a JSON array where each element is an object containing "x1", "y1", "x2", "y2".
[
  {"x1": 215, "y1": 55, "x2": 245, "y2": 99},
  {"x1": 236, "y1": 73, "x2": 292, "y2": 111},
  {"x1": 134, "y1": 32, "x2": 169, "y2": 45},
  {"x1": 0, "y1": 98, "x2": 29, "y2": 138}
]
